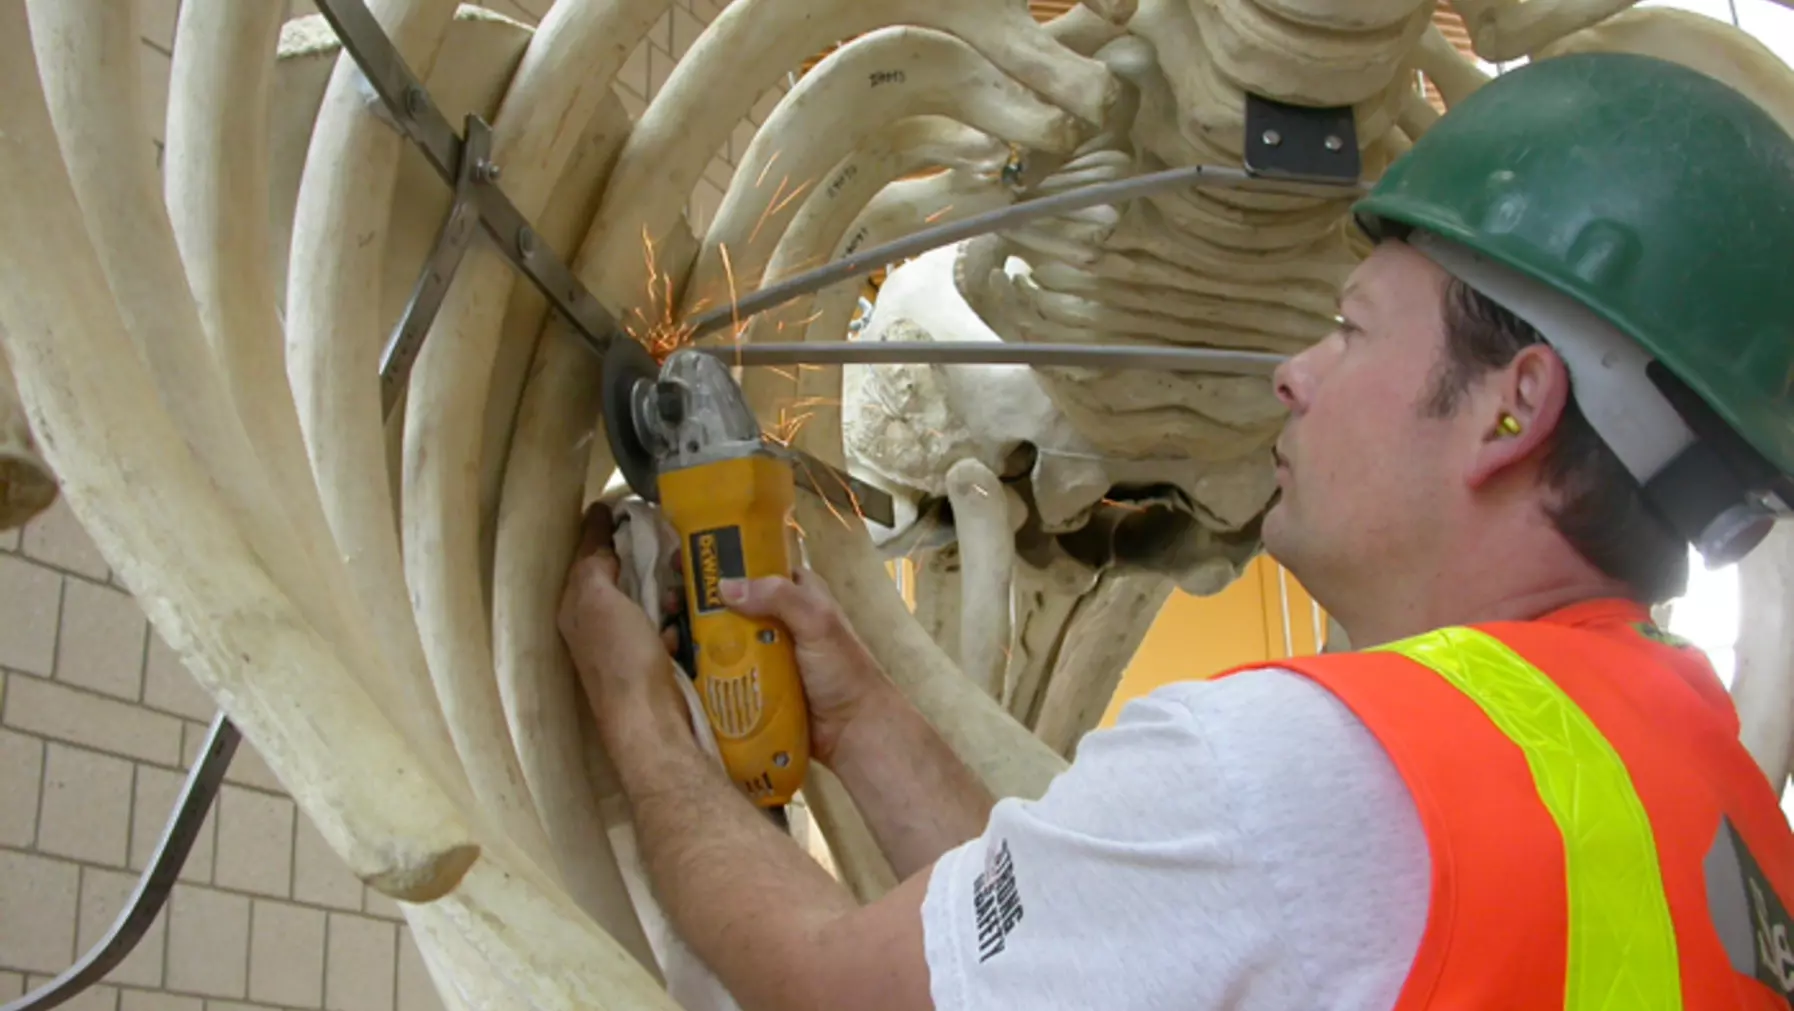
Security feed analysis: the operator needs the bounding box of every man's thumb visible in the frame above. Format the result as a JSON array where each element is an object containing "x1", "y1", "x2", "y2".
[
  {"x1": 718, "y1": 575, "x2": 817, "y2": 633},
  {"x1": 718, "y1": 576, "x2": 774, "y2": 612}
]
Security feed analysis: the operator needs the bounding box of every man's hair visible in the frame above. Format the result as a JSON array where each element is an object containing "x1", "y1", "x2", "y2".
[{"x1": 1422, "y1": 275, "x2": 1690, "y2": 603}]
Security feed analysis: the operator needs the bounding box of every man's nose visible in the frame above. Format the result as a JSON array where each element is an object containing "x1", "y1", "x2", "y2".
[{"x1": 1272, "y1": 350, "x2": 1305, "y2": 413}]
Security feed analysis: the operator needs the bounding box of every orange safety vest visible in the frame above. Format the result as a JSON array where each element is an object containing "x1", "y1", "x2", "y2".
[{"x1": 1215, "y1": 598, "x2": 1794, "y2": 1008}]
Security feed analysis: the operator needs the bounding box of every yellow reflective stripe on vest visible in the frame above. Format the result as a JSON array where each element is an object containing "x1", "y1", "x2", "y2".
[{"x1": 1375, "y1": 626, "x2": 1681, "y2": 1008}]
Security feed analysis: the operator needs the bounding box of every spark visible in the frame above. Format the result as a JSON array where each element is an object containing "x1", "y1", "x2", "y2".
[
  {"x1": 768, "y1": 177, "x2": 813, "y2": 217},
  {"x1": 838, "y1": 471, "x2": 868, "y2": 524},
  {"x1": 720, "y1": 242, "x2": 744, "y2": 362},
  {"x1": 797, "y1": 457, "x2": 844, "y2": 523},
  {"x1": 640, "y1": 223, "x2": 659, "y2": 277},
  {"x1": 1100, "y1": 497, "x2": 1145, "y2": 513},
  {"x1": 763, "y1": 405, "x2": 816, "y2": 447},
  {"x1": 924, "y1": 204, "x2": 954, "y2": 224},
  {"x1": 750, "y1": 173, "x2": 816, "y2": 247},
  {"x1": 974, "y1": 485, "x2": 990, "y2": 497},
  {"x1": 768, "y1": 367, "x2": 797, "y2": 382},
  {"x1": 793, "y1": 455, "x2": 859, "y2": 530},
  {"x1": 755, "y1": 150, "x2": 783, "y2": 190},
  {"x1": 793, "y1": 309, "x2": 824, "y2": 328},
  {"x1": 749, "y1": 174, "x2": 792, "y2": 246},
  {"x1": 633, "y1": 224, "x2": 698, "y2": 359}
]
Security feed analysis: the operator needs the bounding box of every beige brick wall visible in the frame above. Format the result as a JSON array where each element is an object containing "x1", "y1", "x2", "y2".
[
  {"x1": 0, "y1": 493, "x2": 420, "y2": 1011},
  {"x1": 6, "y1": 0, "x2": 787, "y2": 1008}
]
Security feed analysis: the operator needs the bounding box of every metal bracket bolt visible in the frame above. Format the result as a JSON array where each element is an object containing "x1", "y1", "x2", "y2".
[
  {"x1": 1264, "y1": 128, "x2": 1343, "y2": 151},
  {"x1": 1242, "y1": 92, "x2": 1362, "y2": 184}
]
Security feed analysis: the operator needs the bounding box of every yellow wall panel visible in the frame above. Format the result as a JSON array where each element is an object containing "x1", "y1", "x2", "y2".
[
  {"x1": 1097, "y1": 556, "x2": 1326, "y2": 727},
  {"x1": 878, "y1": 553, "x2": 1324, "y2": 732}
]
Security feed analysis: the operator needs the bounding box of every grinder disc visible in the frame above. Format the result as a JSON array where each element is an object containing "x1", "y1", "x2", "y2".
[{"x1": 601, "y1": 338, "x2": 662, "y2": 502}]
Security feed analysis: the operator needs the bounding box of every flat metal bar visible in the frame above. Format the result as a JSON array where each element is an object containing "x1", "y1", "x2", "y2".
[
  {"x1": 4, "y1": 714, "x2": 241, "y2": 1011},
  {"x1": 703, "y1": 341, "x2": 1289, "y2": 375},
  {"x1": 782, "y1": 448, "x2": 896, "y2": 528},
  {"x1": 379, "y1": 116, "x2": 490, "y2": 417},
  {"x1": 468, "y1": 180, "x2": 623, "y2": 361},
  {"x1": 310, "y1": 0, "x2": 458, "y2": 180},
  {"x1": 686, "y1": 164, "x2": 1371, "y2": 341},
  {"x1": 312, "y1": 0, "x2": 628, "y2": 363}
]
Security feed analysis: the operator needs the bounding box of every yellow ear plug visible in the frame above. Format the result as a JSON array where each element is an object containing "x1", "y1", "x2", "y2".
[{"x1": 1498, "y1": 414, "x2": 1523, "y2": 436}]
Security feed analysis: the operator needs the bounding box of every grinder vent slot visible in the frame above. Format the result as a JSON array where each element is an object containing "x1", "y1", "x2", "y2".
[{"x1": 704, "y1": 668, "x2": 765, "y2": 739}]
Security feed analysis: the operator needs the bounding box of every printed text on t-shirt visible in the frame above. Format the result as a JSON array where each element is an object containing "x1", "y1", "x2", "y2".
[{"x1": 972, "y1": 839, "x2": 1025, "y2": 962}]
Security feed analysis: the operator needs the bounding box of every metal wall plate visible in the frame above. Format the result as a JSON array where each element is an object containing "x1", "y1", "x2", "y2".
[{"x1": 1243, "y1": 93, "x2": 1361, "y2": 184}]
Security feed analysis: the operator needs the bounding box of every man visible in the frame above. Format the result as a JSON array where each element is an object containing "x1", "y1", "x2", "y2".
[{"x1": 559, "y1": 51, "x2": 1794, "y2": 1008}]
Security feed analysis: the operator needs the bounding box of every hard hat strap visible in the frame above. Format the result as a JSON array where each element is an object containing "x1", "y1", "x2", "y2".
[
  {"x1": 1407, "y1": 231, "x2": 1695, "y2": 487},
  {"x1": 1407, "y1": 230, "x2": 1783, "y2": 564}
]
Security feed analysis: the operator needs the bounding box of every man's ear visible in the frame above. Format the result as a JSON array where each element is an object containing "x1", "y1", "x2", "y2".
[{"x1": 1465, "y1": 343, "x2": 1571, "y2": 487}]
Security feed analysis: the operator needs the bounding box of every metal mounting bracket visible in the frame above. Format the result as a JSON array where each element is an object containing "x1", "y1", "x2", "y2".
[
  {"x1": 379, "y1": 114, "x2": 492, "y2": 417},
  {"x1": 311, "y1": 0, "x2": 630, "y2": 409},
  {"x1": 1242, "y1": 93, "x2": 1361, "y2": 185},
  {"x1": 314, "y1": 0, "x2": 894, "y2": 520}
]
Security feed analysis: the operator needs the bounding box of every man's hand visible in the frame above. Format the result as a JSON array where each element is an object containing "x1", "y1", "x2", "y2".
[
  {"x1": 718, "y1": 569, "x2": 896, "y2": 767},
  {"x1": 724, "y1": 569, "x2": 993, "y2": 878},
  {"x1": 552, "y1": 506, "x2": 934, "y2": 1011},
  {"x1": 557, "y1": 504, "x2": 688, "y2": 735}
]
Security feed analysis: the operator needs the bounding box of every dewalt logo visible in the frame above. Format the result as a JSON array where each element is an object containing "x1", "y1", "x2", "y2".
[
  {"x1": 688, "y1": 526, "x2": 746, "y2": 614},
  {"x1": 696, "y1": 533, "x2": 725, "y2": 611}
]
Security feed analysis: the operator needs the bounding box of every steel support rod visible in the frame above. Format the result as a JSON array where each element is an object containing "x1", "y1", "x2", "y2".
[
  {"x1": 685, "y1": 164, "x2": 1369, "y2": 340},
  {"x1": 702, "y1": 341, "x2": 1290, "y2": 375},
  {"x1": 3, "y1": 714, "x2": 242, "y2": 1011},
  {"x1": 319, "y1": 0, "x2": 1360, "y2": 382}
]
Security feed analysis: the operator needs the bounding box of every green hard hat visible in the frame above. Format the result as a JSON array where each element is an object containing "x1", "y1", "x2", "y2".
[{"x1": 1353, "y1": 51, "x2": 1794, "y2": 556}]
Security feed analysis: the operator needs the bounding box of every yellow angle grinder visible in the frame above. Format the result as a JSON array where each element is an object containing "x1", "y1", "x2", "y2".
[{"x1": 601, "y1": 339, "x2": 809, "y2": 809}]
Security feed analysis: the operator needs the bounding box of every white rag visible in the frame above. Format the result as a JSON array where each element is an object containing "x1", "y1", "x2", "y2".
[
  {"x1": 606, "y1": 498, "x2": 739, "y2": 1011},
  {"x1": 610, "y1": 499, "x2": 723, "y2": 763}
]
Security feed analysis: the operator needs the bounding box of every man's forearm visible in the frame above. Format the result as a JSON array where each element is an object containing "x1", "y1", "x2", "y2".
[
  {"x1": 827, "y1": 685, "x2": 996, "y2": 879},
  {"x1": 596, "y1": 678, "x2": 858, "y2": 1011}
]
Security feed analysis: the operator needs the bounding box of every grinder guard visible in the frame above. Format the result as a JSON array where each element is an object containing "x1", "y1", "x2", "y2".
[{"x1": 600, "y1": 337, "x2": 663, "y2": 501}]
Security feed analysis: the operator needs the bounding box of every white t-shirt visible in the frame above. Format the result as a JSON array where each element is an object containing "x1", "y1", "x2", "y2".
[{"x1": 921, "y1": 668, "x2": 1432, "y2": 1010}]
